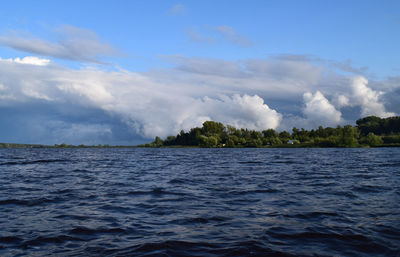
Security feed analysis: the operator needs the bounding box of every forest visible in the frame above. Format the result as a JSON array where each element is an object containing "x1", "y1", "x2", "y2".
[{"x1": 143, "y1": 116, "x2": 400, "y2": 148}]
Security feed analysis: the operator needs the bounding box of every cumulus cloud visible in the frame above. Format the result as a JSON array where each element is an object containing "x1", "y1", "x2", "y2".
[
  {"x1": 202, "y1": 94, "x2": 282, "y2": 130},
  {"x1": 303, "y1": 91, "x2": 342, "y2": 127},
  {"x1": 335, "y1": 95, "x2": 350, "y2": 108},
  {"x1": 215, "y1": 25, "x2": 252, "y2": 47},
  {"x1": 345, "y1": 77, "x2": 396, "y2": 118},
  {"x1": 0, "y1": 26, "x2": 117, "y2": 63},
  {"x1": 378, "y1": 77, "x2": 400, "y2": 115}
]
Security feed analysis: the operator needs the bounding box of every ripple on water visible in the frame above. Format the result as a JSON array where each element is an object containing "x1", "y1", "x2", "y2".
[{"x1": 0, "y1": 148, "x2": 399, "y2": 256}]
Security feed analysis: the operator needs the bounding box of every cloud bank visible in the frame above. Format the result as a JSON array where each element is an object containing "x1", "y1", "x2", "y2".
[{"x1": 0, "y1": 54, "x2": 397, "y2": 144}]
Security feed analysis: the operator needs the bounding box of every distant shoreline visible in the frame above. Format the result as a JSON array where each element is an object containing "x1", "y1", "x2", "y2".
[
  {"x1": 1, "y1": 143, "x2": 399, "y2": 149},
  {"x1": 2, "y1": 115, "x2": 399, "y2": 149},
  {"x1": 141, "y1": 115, "x2": 400, "y2": 148}
]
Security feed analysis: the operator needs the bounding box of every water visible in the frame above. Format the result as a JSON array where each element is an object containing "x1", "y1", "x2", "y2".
[{"x1": 0, "y1": 148, "x2": 399, "y2": 257}]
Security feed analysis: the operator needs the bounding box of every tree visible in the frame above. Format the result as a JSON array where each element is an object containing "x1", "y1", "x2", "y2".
[
  {"x1": 365, "y1": 133, "x2": 383, "y2": 146},
  {"x1": 202, "y1": 121, "x2": 225, "y2": 136},
  {"x1": 279, "y1": 131, "x2": 291, "y2": 143},
  {"x1": 262, "y1": 129, "x2": 278, "y2": 138},
  {"x1": 279, "y1": 131, "x2": 291, "y2": 139},
  {"x1": 356, "y1": 116, "x2": 382, "y2": 135},
  {"x1": 153, "y1": 136, "x2": 163, "y2": 147},
  {"x1": 339, "y1": 125, "x2": 359, "y2": 147},
  {"x1": 263, "y1": 137, "x2": 282, "y2": 146},
  {"x1": 246, "y1": 138, "x2": 262, "y2": 147},
  {"x1": 205, "y1": 136, "x2": 218, "y2": 147},
  {"x1": 144, "y1": 116, "x2": 400, "y2": 148},
  {"x1": 226, "y1": 138, "x2": 236, "y2": 147}
]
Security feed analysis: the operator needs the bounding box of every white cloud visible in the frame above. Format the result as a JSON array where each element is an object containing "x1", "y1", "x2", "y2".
[
  {"x1": 202, "y1": 94, "x2": 282, "y2": 130},
  {"x1": 0, "y1": 54, "x2": 398, "y2": 144},
  {"x1": 0, "y1": 25, "x2": 117, "y2": 63},
  {"x1": 0, "y1": 56, "x2": 50, "y2": 66},
  {"x1": 14, "y1": 56, "x2": 50, "y2": 66},
  {"x1": 349, "y1": 76, "x2": 395, "y2": 118},
  {"x1": 303, "y1": 91, "x2": 342, "y2": 126},
  {"x1": 335, "y1": 95, "x2": 350, "y2": 108},
  {"x1": 0, "y1": 57, "x2": 283, "y2": 139}
]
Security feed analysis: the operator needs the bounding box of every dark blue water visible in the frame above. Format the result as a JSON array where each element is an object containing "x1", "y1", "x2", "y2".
[{"x1": 0, "y1": 148, "x2": 399, "y2": 256}]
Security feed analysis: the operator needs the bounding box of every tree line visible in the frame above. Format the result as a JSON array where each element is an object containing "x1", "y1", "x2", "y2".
[{"x1": 143, "y1": 116, "x2": 400, "y2": 148}]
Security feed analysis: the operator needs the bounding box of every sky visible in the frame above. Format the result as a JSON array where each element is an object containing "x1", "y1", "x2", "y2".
[{"x1": 0, "y1": 0, "x2": 399, "y2": 145}]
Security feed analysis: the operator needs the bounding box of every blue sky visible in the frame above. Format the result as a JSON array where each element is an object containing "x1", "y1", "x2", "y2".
[{"x1": 0, "y1": 1, "x2": 399, "y2": 145}]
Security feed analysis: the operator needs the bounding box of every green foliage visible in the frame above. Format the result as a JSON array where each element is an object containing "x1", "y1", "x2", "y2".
[
  {"x1": 202, "y1": 121, "x2": 225, "y2": 136},
  {"x1": 382, "y1": 135, "x2": 400, "y2": 144},
  {"x1": 147, "y1": 136, "x2": 164, "y2": 147},
  {"x1": 205, "y1": 136, "x2": 219, "y2": 147},
  {"x1": 339, "y1": 125, "x2": 359, "y2": 147},
  {"x1": 356, "y1": 115, "x2": 400, "y2": 135},
  {"x1": 246, "y1": 138, "x2": 263, "y2": 147},
  {"x1": 143, "y1": 116, "x2": 400, "y2": 148},
  {"x1": 279, "y1": 131, "x2": 291, "y2": 139},
  {"x1": 262, "y1": 129, "x2": 278, "y2": 138},
  {"x1": 364, "y1": 133, "x2": 383, "y2": 146},
  {"x1": 263, "y1": 137, "x2": 282, "y2": 146}
]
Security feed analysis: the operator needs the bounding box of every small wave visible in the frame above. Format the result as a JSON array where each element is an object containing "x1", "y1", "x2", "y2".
[
  {"x1": 168, "y1": 178, "x2": 186, "y2": 184},
  {"x1": 379, "y1": 162, "x2": 400, "y2": 167},
  {"x1": 290, "y1": 211, "x2": 339, "y2": 219},
  {"x1": 228, "y1": 188, "x2": 279, "y2": 195},
  {"x1": 51, "y1": 188, "x2": 75, "y2": 195},
  {"x1": 101, "y1": 240, "x2": 299, "y2": 257},
  {"x1": 0, "y1": 159, "x2": 69, "y2": 166},
  {"x1": 69, "y1": 226, "x2": 128, "y2": 236},
  {"x1": 0, "y1": 197, "x2": 64, "y2": 207},
  {"x1": 21, "y1": 235, "x2": 84, "y2": 247},
  {"x1": 54, "y1": 214, "x2": 90, "y2": 221},
  {"x1": 127, "y1": 188, "x2": 186, "y2": 196},
  {"x1": 331, "y1": 190, "x2": 357, "y2": 198},
  {"x1": 268, "y1": 230, "x2": 389, "y2": 253},
  {"x1": 309, "y1": 182, "x2": 338, "y2": 187},
  {"x1": 271, "y1": 160, "x2": 297, "y2": 164},
  {"x1": 352, "y1": 184, "x2": 388, "y2": 193},
  {"x1": 0, "y1": 236, "x2": 22, "y2": 244},
  {"x1": 99, "y1": 205, "x2": 133, "y2": 213},
  {"x1": 172, "y1": 215, "x2": 230, "y2": 225},
  {"x1": 71, "y1": 168, "x2": 92, "y2": 173},
  {"x1": 237, "y1": 161, "x2": 265, "y2": 164}
]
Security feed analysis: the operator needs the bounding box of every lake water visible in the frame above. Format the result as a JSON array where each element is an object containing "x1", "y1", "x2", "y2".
[{"x1": 0, "y1": 148, "x2": 399, "y2": 256}]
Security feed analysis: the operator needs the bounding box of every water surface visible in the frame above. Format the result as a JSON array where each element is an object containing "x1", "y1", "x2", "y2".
[{"x1": 0, "y1": 148, "x2": 399, "y2": 256}]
